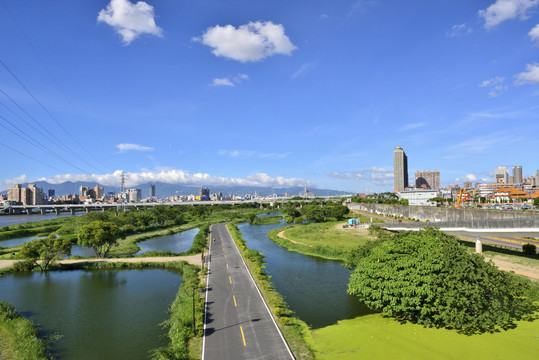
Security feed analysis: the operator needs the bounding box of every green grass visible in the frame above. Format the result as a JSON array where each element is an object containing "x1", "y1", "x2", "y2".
[
  {"x1": 312, "y1": 312, "x2": 539, "y2": 360},
  {"x1": 0, "y1": 301, "x2": 53, "y2": 360},
  {"x1": 268, "y1": 219, "x2": 377, "y2": 261}
]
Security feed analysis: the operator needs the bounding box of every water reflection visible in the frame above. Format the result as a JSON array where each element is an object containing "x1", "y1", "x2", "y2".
[
  {"x1": 135, "y1": 228, "x2": 198, "y2": 255},
  {"x1": 0, "y1": 269, "x2": 182, "y2": 360},
  {"x1": 238, "y1": 222, "x2": 373, "y2": 329}
]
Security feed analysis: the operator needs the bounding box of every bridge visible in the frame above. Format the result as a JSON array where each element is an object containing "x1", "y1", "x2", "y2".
[{"x1": 1, "y1": 199, "x2": 289, "y2": 215}]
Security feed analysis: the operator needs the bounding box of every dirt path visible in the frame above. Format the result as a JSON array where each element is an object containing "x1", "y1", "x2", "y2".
[
  {"x1": 483, "y1": 255, "x2": 539, "y2": 281},
  {"x1": 277, "y1": 230, "x2": 313, "y2": 247},
  {"x1": 0, "y1": 254, "x2": 203, "y2": 270}
]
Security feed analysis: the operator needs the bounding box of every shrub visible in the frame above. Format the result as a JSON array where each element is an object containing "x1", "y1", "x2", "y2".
[
  {"x1": 522, "y1": 243, "x2": 536, "y2": 256},
  {"x1": 0, "y1": 300, "x2": 19, "y2": 320},
  {"x1": 348, "y1": 227, "x2": 537, "y2": 334}
]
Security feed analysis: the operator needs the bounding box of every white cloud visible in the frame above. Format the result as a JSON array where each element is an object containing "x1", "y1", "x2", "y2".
[
  {"x1": 479, "y1": 0, "x2": 539, "y2": 29},
  {"x1": 211, "y1": 78, "x2": 234, "y2": 87},
  {"x1": 116, "y1": 143, "x2": 154, "y2": 152},
  {"x1": 218, "y1": 149, "x2": 290, "y2": 160},
  {"x1": 478, "y1": 76, "x2": 508, "y2": 96},
  {"x1": 292, "y1": 62, "x2": 316, "y2": 79},
  {"x1": 211, "y1": 73, "x2": 249, "y2": 87},
  {"x1": 514, "y1": 63, "x2": 539, "y2": 85},
  {"x1": 328, "y1": 167, "x2": 393, "y2": 186},
  {"x1": 13, "y1": 169, "x2": 313, "y2": 189},
  {"x1": 1, "y1": 174, "x2": 28, "y2": 191},
  {"x1": 97, "y1": 0, "x2": 163, "y2": 45},
  {"x1": 194, "y1": 21, "x2": 297, "y2": 62},
  {"x1": 446, "y1": 24, "x2": 473, "y2": 37},
  {"x1": 529, "y1": 24, "x2": 539, "y2": 44}
]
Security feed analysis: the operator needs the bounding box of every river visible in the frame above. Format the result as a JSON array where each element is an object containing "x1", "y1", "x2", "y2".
[
  {"x1": 237, "y1": 221, "x2": 372, "y2": 329},
  {"x1": 0, "y1": 213, "x2": 82, "y2": 228},
  {"x1": 0, "y1": 269, "x2": 182, "y2": 360}
]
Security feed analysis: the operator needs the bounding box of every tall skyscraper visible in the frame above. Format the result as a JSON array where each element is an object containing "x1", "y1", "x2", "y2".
[
  {"x1": 393, "y1": 146, "x2": 408, "y2": 192},
  {"x1": 535, "y1": 169, "x2": 539, "y2": 187},
  {"x1": 415, "y1": 170, "x2": 440, "y2": 189},
  {"x1": 512, "y1": 166, "x2": 523, "y2": 184},
  {"x1": 494, "y1": 166, "x2": 509, "y2": 183},
  {"x1": 149, "y1": 184, "x2": 156, "y2": 198}
]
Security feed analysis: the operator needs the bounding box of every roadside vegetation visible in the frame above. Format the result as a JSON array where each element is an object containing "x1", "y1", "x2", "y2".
[
  {"x1": 0, "y1": 300, "x2": 53, "y2": 360},
  {"x1": 0, "y1": 204, "x2": 266, "y2": 260},
  {"x1": 227, "y1": 223, "x2": 315, "y2": 360}
]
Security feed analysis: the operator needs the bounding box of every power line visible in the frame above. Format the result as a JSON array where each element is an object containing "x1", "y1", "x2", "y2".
[
  {"x1": 0, "y1": 59, "x2": 109, "y2": 173},
  {"x1": 0, "y1": 114, "x2": 90, "y2": 174},
  {"x1": 0, "y1": 86, "x2": 105, "y2": 174},
  {"x1": 0, "y1": 141, "x2": 66, "y2": 173}
]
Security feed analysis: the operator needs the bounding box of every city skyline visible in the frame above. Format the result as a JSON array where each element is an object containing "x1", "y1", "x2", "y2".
[{"x1": 1, "y1": 0, "x2": 538, "y2": 193}]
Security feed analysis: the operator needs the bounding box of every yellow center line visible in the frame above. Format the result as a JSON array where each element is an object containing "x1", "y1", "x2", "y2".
[
  {"x1": 229, "y1": 276, "x2": 232, "y2": 284},
  {"x1": 226, "y1": 263, "x2": 229, "y2": 269},
  {"x1": 240, "y1": 326, "x2": 246, "y2": 346},
  {"x1": 233, "y1": 294, "x2": 237, "y2": 307},
  {"x1": 224, "y1": 254, "x2": 227, "y2": 259}
]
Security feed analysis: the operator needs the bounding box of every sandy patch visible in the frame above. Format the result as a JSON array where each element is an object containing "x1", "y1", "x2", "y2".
[{"x1": 277, "y1": 230, "x2": 313, "y2": 247}]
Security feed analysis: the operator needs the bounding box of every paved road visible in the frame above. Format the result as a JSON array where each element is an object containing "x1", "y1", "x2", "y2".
[{"x1": 202, "y1": 223, "x2": 294, "y2": 360}]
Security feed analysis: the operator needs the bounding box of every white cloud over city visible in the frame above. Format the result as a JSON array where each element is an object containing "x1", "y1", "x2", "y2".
[
  {"x1": 194, "y1": 21, "x2": 296, "y2": 62},
  {"x1": 529, "y1": 24, "x2": 539, "y2": 44},
  {"x1": 98, "y1": 0, "x2": 163, "y2": 45},
  {"x1": 479, "y1": 76, "x2": 508, "y2": 97},
  {"x1": 446, "y1": 24, "x2": 473, "y2": 37},
  {"x1": 328, "y1": 167, "x2": 393, "y2": 186},
  {"x1": 19, "y1": 169, "x2": 313, "y2": 189},
  {"x1": 116, "y1": 143, "x2": 155, "y2": 152},
  {"x1": 479, "y1": 0, "x2": 539, "y2": 29},
  {"x1": 211, "y1": 73, "x2": 249, "y2": 87}
]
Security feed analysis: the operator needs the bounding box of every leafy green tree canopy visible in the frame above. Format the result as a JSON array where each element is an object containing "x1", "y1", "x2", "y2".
[
  {"x1": 347, "y1": 227, "x2": 536, "y2": 334},
  {"x1": 77, "y1": 221, "x2": 123, "y2": 258},
  {"x1": 19, "y1": 234, "x2": 72, "y2": 272}
]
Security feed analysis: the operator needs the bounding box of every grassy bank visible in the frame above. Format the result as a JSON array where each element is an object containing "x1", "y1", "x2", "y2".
[
  {"x1": 267, "y1": 220, "x2": 377, "y2": 261},
  {"x1": 312, "y1": 311, "x2": 539, "y2": 359},
  {"x1": 226, "y1": 223, "x2": 315, "y2": 359},
  {"x1": 0, "y1": 300, "x2": 53, "y2": 360}
]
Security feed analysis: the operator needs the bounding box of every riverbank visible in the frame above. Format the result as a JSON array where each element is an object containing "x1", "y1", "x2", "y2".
[{"x1": 0, "y1": 254, "x2": 203, "y2": 272}]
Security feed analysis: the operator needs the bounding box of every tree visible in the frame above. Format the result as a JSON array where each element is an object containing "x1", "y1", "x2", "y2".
[
  {"x1": 19, "y1": 234, "x2": 72, "y2": 272},
  {"x1": 323, "y1": 204, "x2": 349, "y2": 220},
  {"x1": 534, "y1": 197, "x2": 539, "y2": 208},
  {"x1": 347, "y1": 227, "x2": 536, "y2": 334},
  {"x1": 77, "y1": 221, "x2": 123, "y2": 258}
]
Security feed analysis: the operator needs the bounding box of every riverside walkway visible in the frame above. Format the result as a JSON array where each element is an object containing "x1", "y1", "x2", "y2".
[{"x1": 203, "y1": 223, "x2": 294, "y2": 360}]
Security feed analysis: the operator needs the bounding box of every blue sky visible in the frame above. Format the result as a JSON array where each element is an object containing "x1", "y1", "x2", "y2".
[{"x1": 1, "y1": 0, "x2": 538, "y2": 193}]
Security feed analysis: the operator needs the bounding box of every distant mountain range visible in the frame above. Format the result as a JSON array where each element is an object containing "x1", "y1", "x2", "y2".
[{"x1": 1, "y1": 181, "x2": 351, "y2": 198}]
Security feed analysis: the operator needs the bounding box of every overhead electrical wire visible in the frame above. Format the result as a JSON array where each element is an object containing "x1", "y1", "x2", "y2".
[
  {"x1": 0, "y1": 86, "x2": 105, "y2": 174},
  {"x1": 0, "y1": 114, "x2": 90, "y2": 174},
  {"x1": 0, "y1": 141, "x2": 66, "y2": 173},
  {"x1": 0, "y1": 60, "x2": 110, "y2": 174}
]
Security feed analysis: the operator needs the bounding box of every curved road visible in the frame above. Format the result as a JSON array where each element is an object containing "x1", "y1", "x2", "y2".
[{"x1": 202, "y1": 223, "x2": 294, "y2": 360}]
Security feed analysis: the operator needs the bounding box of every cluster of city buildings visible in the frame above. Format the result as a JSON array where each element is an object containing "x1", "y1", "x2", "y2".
[
  {"x1": 393, "y1": 146, "x2": 539, "y2": 206},
  {"x1": 1, "y1": 183, "x2": 314, "y2": 206}
]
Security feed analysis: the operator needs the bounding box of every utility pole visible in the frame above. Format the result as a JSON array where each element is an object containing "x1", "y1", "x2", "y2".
[{"x1": 119, "y1": 171, "x2": 126, "y2": 212}]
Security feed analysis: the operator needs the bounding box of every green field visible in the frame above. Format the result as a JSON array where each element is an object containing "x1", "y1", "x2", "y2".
[
  {"x1": 312, "y1": 312, "x2": 539, "y2": 360},
  {"x1": 268, "y1": 218, "x2": 378, "y2": 260}
]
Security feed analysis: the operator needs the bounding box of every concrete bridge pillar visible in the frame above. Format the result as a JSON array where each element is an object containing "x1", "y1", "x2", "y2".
[
  {"x1": 8, "y1": 208, "x2": 14, "y2": 215},
  {"x1": 40, "y1": 208, "x2": 46, "y2": 215},
  {"x1": 26, "y1": 208, "x2": 33, "y2": 215},
  {"x1": 55, "y1": 208, "x2": 60, "y2": 215},
  {"x1": 475, "y1": 238, "x2": 482, "y2": 253},
  {"x1": 70, "y1": 208, "x2": 76, "y2": 215},
  {"x1": 85, "y1": 207, "x2": 90, "y2": 213}
]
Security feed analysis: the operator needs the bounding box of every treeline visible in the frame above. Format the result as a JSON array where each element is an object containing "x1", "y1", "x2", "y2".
[
  {"x1": 282, "y1": 200, "x2": 350, "y2": 223},
  {"x1": 351, "y1": 192, "x2": 408, "y2": 205}
]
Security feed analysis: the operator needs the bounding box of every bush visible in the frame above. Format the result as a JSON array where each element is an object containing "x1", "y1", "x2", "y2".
[
  {"x1": 13, "y1": 260, "x2": 36, "y2": 272},
  {"x1": 522, "y1": 243, "x2": 536, "y2": 256},
  {"x1": 347, "y1": 227, "x2": 537, "y2": 334},
  {"x1": 0, "y1": 300, "x2": 19, "y2": 320}
]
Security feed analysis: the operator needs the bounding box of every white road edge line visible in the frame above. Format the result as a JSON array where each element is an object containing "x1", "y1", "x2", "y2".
[
  {"x1": 201, "y1": 226, "x2": 212, "y2": 360},
  {"x1": 225, "y1": 223, "x2": 295, "y2": 360}
]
